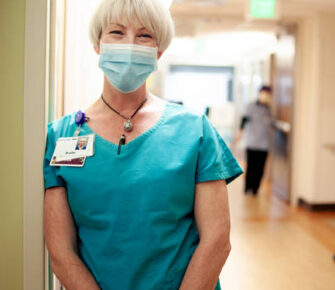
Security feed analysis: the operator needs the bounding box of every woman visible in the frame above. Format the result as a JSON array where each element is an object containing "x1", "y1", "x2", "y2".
[
  {"x1": 43, "y1": 1, "x2": 243, "y2": 289},
  {"x1": 235, "y1": 85, "x2": 273, "y2": 195}
]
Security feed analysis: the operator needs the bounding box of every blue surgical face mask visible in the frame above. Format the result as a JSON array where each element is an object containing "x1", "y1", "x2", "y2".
[{"x1": 99, "y1": 41, "x2": 158, "y2": 94}]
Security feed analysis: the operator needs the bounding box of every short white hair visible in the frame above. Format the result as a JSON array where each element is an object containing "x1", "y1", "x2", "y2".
[{"x1": 89, "y1": 0, "x2": 175, "y2": 52}]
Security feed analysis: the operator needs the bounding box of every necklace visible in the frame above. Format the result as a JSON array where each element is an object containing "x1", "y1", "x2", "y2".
[{"x1": 100, "y1": 94, "x2": 148, "y2": 132}]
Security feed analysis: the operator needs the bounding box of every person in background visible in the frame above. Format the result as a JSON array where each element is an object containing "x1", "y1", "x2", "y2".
[{"x1": 235, "y1": 85, "x2": 273, "y2": 195}]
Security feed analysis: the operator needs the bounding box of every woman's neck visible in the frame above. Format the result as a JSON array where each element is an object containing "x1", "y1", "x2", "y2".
[{"x1": 99, "y1": 77, "x2": 149, "y2": 115}]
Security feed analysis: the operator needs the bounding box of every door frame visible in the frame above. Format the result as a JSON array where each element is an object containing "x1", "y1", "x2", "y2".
[{"x1": 23, "y1": 0, "x2": 50, "y2": 289}]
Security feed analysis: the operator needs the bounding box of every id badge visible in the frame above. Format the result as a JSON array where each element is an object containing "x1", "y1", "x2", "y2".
[{"x1": 50, "y1": 134, "x2": 95, "y2": 167}]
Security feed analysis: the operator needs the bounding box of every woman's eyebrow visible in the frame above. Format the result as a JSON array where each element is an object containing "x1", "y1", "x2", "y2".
[
  {"x1": 108, "y1": 23, "x2": 126, "y2": 28},
  {"x1": 107, "y1": 23, "x2": 149, "y2": 32}
]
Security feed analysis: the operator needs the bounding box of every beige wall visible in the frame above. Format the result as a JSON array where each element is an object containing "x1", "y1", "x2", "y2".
[
  {"x1": 292, "y1": 13, "x2": 335, "y2": 204},
  {"x1": 315, "y1": 13, "x2": 335, "y2": 203},
  {"x1": 291, "y1": 15, "x2": 319, "y2": 203},
  {"x1": 0, "y1": 0, "x2": 26, "y2": 289}
]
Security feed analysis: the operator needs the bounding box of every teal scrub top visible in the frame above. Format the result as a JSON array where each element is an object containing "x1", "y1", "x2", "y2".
[{"x1": 43, "y1": 101, "x2": 243, "y2": 290}]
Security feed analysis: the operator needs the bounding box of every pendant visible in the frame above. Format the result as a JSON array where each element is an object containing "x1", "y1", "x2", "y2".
[{"x1": 124, "y1": 119, "x2": 133, "y2": 132}]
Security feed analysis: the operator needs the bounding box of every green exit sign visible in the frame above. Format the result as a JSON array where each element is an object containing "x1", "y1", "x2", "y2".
[{"x1": 250, "y1": 0, "x2": 277, "y2": 19}]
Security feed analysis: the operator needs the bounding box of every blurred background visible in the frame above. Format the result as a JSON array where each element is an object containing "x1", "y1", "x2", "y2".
[{"x1": 1, "y1": 0, "x2": 335, "y2": 289}]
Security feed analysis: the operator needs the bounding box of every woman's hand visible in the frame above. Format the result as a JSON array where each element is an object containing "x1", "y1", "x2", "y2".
[
  {"x1": 44, "y1": 186, "x2": 101, "y2": 290},
  {"x1": 179, "y1": 179, "x2": 231, "y2": 290}
]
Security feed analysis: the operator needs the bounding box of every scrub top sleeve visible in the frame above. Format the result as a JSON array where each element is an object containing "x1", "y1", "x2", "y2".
[
  {"x1": 195, "y1": 114, "x2": 243, "y2": 184},
  {"x1": 43, "y1": 123, "x2": 66, "y2": 189}
]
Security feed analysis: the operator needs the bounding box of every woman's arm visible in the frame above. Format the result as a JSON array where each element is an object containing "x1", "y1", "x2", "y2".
[
  {"x1": 179, "y1": 179, "x2": 231, "y2": 290},
  {"x1": 43, "y1": 186, "x2": 100, "y2": 290}
]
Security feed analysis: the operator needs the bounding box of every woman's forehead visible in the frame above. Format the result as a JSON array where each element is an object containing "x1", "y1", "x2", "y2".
[{"x1": 104, "y1": 8, "x2": 152, "y2": 30}]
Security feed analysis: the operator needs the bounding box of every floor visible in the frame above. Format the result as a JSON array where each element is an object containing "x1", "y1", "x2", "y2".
[{"x1": 219, "y1": 177, "x2": 335, "y2": 290}]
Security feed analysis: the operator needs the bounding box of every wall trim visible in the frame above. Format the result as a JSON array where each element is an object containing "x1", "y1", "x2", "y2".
[
  {"x1": 298, "y1": 198, "x2": 335, "y2": 211},
  {"x1": 23, "y1": 0, "x2": 50, "y2": 289}
]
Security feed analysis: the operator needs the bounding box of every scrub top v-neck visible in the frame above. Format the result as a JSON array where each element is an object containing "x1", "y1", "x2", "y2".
[
  {"x1": 82, "y1": 100, "x2": 169, "y2": 155},
  {"x1": 43, "y1": 101, "x2": 243, "y2": 290}
]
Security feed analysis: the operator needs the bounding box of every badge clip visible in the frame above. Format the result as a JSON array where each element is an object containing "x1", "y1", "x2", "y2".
[{"x1": 74, "y1": 110, "x2": 90, "y2": 136}]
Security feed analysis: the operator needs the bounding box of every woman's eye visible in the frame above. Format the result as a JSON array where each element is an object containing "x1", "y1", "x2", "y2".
[
  {"x1": 139, "y1": 33, "x2": 152, "y2": 38},
  {"x1": 110, "y1": 30, "x2": 123, "y2": 35}
]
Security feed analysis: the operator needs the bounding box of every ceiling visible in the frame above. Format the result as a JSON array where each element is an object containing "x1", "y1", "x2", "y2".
[
  {"x1": 170, "y1": 0, "x2": 335, "y2": 36},
  {"x1": 171, "y1": 0, "x2": 335, "y2": 17},
  {"x1": 172, "y1": 0, "x2": 335, "y2": 7}
]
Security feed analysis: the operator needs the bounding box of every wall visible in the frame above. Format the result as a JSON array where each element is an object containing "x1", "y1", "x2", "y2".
[
  {"x1": 0, "y1": 0, "x2": 26, "y2": 289},
  {"x1": 63, "y1": 0, "x2": 103, "y2": 115},
  {"x1": 315, "y1": 13, "x2": 335, "y2": 203},
  {"x1": 292, "y1": 13, "x2": 335, "y2": 205},
  {"x1": 291, "y1": 15, "x2": 319, "y2": 204}
]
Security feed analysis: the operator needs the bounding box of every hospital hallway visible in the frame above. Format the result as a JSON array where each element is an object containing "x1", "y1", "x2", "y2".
[
  {"x1": 2, "y1": 0, "x2": 335, "y2": 289},
  {"x1": 219, "y1": 174, "x2": 335, "y2": 290}
]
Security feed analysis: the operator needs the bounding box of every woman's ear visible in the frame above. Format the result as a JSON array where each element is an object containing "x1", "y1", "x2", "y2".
[
  {"x1": 157, "y1": 51, "x2": 163, "y2": 60},
  {"x1": 94, "y1": 42, "x2": 101, "y2": 55}
]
